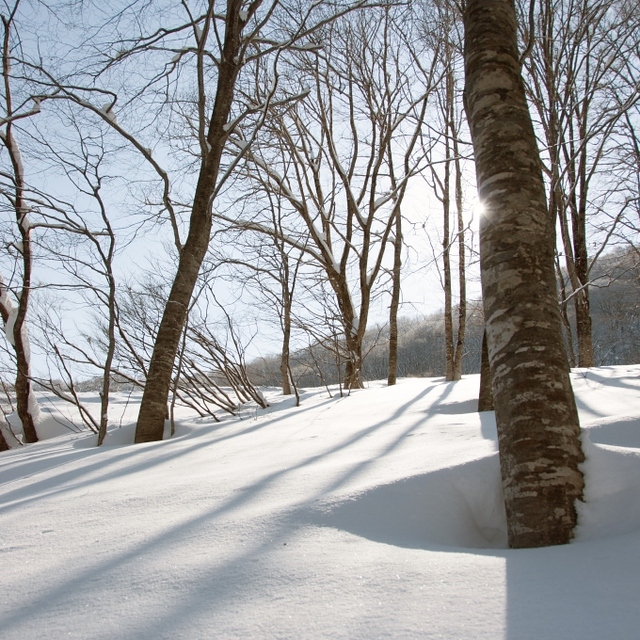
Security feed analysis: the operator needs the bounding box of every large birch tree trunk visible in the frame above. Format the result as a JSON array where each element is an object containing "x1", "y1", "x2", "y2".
[{"x1": 463, "y1": 0, "x2": 585, "y2": 548}]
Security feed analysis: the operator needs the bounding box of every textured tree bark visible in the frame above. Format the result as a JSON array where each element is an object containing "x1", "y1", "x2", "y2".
[
  {"x1": 327, "y1": 270, "x2": 364, "y2": 390},
  {"x1": 135, "y1": 2, "x2": 247, "y2": 443},
  {"x1": 477, "y1": 328, "x2": 494, "y2": 412},
  {"x1": 2, "y1": 10, "x2": 39, "y2": 444},
  {"x1": 440, "y1": 30, "x2": 466, "y2": 382},
  {"x1": 556, "y1": 156, "x2": 595, "y2": 367},
  {"x1": 280, "y1": 295, "x2": 293, "y2": 396},
  {"x1": 442, "y1": 139, "x2": 455, "y2": 381},
  {"x1": 0, "y1": 273, "x2": 38, "y2": 444},
  {"x1": 452, "y1": 114, "x2": 467, "y2": 380},
  {"x1": 575, "y1": 293, "x2": 594, "y2": 366},
  {"x1": 452, "y1": 128, "x2": 467, "y2": 381},
  {"x1": 463, "y1": 0, "x2": 585, "y2": 548},
  {"x1": 97, "y1": 269, "x2": 117, "y2": 446},
  {"x1": 343, "y1": 331, "x2": 364, "y2": 390},
  {"x1": 387, "y1": 206, "x2": 402, "y2": 386},
  {"x1": 573, "y1": 264, "x2": 594, "y2": 367},
  {"x1": 13, "y1": 303, "x2": 38, "y2": 443}
]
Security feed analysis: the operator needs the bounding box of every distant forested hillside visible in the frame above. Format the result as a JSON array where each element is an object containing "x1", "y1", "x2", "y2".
[{"x1": 248, "y1": 249, "x2": 640, "y2": 389}]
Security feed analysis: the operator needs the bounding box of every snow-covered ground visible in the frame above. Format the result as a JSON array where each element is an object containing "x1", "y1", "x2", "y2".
[{"x1": 2, "y1": 366, "x2": 640, "y2": 639}]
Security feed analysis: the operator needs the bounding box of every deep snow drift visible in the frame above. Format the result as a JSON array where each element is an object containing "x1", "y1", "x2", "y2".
[{"x1": 1, "y1": 366, "x2": 640, "y2": 639}]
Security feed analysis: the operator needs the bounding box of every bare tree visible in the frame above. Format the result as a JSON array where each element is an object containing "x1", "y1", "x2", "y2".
[
  {"x1": 521, "y1": 0, "x2": 640, "y2": 367},
  {"x1": 131, "y1": 1, "x2": 387, "y2": 441},
  {"x1": 21, "y1": 123, "x2": 128, "y2": 445},
  {"x1": 13, "y1": 1, "x2": 386, "y2": 442},
  {"x1": 109, "y1": 273, "x2": 268, "y2": 422},
  {"x1": 226, "y1": 6, "x2": 439, "y2": 389},
  {"x1": 131, "y1": 1, "x2": 264, "y2": 442},
  {"x1": 209, "y1": 187, "x2": 305, "y2": 397},
  {"x1": 0, "y1": 4, "x2": 43, "y2": 443},
  {"x1": 463, "y1": 0, "x2": 585, "y2": 548},
  {"x1": 421, "y1": 0, "x2": 471, "y2": 381}
]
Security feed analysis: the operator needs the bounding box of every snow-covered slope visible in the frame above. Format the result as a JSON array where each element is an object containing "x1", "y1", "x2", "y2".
[{"x1": 1, "y1": 366, "x2": 640, "y2": 639}]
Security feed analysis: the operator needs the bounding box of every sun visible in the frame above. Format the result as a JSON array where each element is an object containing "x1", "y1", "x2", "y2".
[{"x1": 471, "y1": 199, "x2": 486, "y2": 218}]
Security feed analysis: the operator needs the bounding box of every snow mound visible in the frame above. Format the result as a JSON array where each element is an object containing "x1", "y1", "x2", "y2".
[
  {"x1": 6, "y1": 408, "x2": 79, "y2": 441},
  {"x1": 310, "y1": 420, "x2": 640, "y2": 550},
  {"x1": 428, "y1": 398, "x2": 480, "y2": 415},
  {"x1": 309, "y1": 453, "x2": 508, "y2": 550},
  {"x1": 576, "y1": 433, "x2": 640, "y2": 541},
  {"x1": 586, "y1": 416, "x2": 640, "y2": 448}
]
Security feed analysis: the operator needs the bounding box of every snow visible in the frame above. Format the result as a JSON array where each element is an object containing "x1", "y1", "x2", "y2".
[
  {"x1": 1, "y1": 366, "x2": 640, "y2": 638},
  {"x1": 101, "y1": 104, "x2": 117, "y2": 124},
  {"x1": 0, "y1": 277, "x2": 41, "y2": 429},
  {"x1": 373, "y1": 193, "x2": 391, "y2": 209},
  {"x1": 309, "y1": 221, "x2": 334, "y2": 261},
  {"x1": 26, "y1": 387, "x2": 42, "y2": 427},
  {"x1": 18, "y1": 211, "x2": 32, "y2": 231},
  {"x1": 4, "y1": 305, "x2": 17, "y2": 346}
]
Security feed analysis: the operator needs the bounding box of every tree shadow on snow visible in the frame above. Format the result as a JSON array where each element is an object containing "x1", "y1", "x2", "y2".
[
  {"x1": 585, "y1": 417, "x2": 640, "y2": 448},
  {"x1": 426, "y1": 398, "x2": 480, "y2": 415},
  {"x1": 304, "y1": 455, "x2": 508, "y2": 551}
]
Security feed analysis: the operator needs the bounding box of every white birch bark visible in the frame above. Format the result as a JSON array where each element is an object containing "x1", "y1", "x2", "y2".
[{"x1": 463, "y1": 0, "x2": 585, "y2": 548}]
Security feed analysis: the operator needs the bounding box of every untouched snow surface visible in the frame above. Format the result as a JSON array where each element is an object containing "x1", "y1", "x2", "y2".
[{"x1": 2, "y1": 366, "x2": 640, "y2": 639}]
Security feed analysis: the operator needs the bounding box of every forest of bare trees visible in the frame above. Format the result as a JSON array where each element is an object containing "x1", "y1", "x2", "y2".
[{"x1": 1, "y1": 0, "x2": 639, "y2": 546}]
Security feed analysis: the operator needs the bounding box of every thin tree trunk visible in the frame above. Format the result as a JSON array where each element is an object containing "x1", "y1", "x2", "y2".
[
  {"x1": 463, "y1": 0, "x2": 584, "y2": 548},
  {"x1": 280, "y1": 351, "x2": 292, "y2": 396},
  {"x1": 135, "y1": 3, "x2": 248, "y2": 443},
  {"x1": 328, "y1": 270, "x2": 364, "y2": 390},
  {"x1": 573, "y1": 256, "x2": 594, "y2": 367},
  {"x1": 575, "y1": 292, "x2": 594, "y2": 366},
  {"x1": 530, "y1": 0, "x2": 595, "y2": 368},
  {"x1": 343, "y1": 333, "x2": 363, "y2": 390},
  {"x1": 280, "y1": 294, "x2": 293, "y2": 395},
  {"x1": 97, "y1": 292, "x2": 115, "y2": 446},
  {"x1": 387, "y1": 206, "x2": 402, "y2": 386},
  {"x1": 442, "y1": 32, "x2": 469, "y2": 382},
  {"x1": 442, "y1": 131, "x2": 454, "y2": 381},
  {"x1": 442, "y1": 35, "x2": 467, "y2": 382},
  {"x1": 5, "y1": 204, "x2": 37, "y2": 445},
  {"x1": 97, "y1": 195, "x2": 118, "y2": 446},
  {"x1": 279, "y1": 241, "x2": 295, "y2": 396},
  {"x1": 12, "y1": 288, "x2": 38, "y2": 443},
  {"x1": 561, "y1": 191, "x2": 594, "y2": 366},
  {"x1": 452, "y1": 118, "x2": 467, "y2": 381},
  {"x1": 2, "y1": 13, "x2": 39, "y2": 443},
  {"x1": 478, "y1": 328, "x2": 494, "y2": 412}
]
